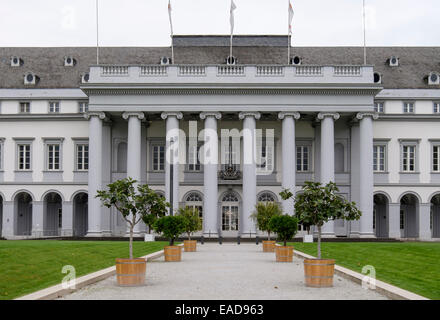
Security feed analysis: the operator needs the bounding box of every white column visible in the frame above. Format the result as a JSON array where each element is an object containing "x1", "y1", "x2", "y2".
[
  {"x1": 317, "y1": 112, "x2": 340, "y2": 237},
  {"x1": 357, "y1": 112, "x2": 378, "y2": 238},
  {"x1": 239, "y1": 112, "x2": 261, "y2": 237},
  {"x1": 278, "y1": 112, "x2": 300, "y2": 215},
  {"x1": 161, "y1": 112, "x2": 183, "y2": 215},
  {"x1": 200, "y1": 112, "x2": 221, "y2": 237},
  {"x1": 85, "y1": 112, "x2": 106, "y2": 236},
  {"x1": 123, "y1": 112, "x2": 145, "y2": 235}
]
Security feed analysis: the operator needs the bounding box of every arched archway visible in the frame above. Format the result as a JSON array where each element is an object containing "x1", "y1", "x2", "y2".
[
  {"x1": 43, "y1": 192, "x2": 62, "y2": 236},
  {"x1": 431, "y1": 194, "x2": 440, "y2": 238},
  {"x1": 257, "y1": 191, "x2": 278, "y2": 203},
  {"x1": 73, "y1": 192, "x2": 88, "y2": 237},
  {"x1": 400, "y1": 193, "x2": 419, "y2": 238},
  {"x1": 15, "y1": 192, "x2": 33, "y2": 236},
  {"x1": 183, "y1": 191, "x2": 204, "y2": 224},
  {"x1": 374, "y1": 193, "x2": 389, "y2": 238}
]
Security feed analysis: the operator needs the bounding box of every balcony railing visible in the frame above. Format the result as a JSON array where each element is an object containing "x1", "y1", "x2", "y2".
[{"x1": 89, "y1": 64, "x2": 374, "y2": 85}]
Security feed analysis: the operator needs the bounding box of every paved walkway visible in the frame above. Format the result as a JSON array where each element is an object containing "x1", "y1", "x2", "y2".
[{"x1": 61, "y1": 243, "x2": 388, "y2": 300}]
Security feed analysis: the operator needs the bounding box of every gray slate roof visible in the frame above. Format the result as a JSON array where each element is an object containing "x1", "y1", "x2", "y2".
[{"x1": 0, "y1": 35, "x2": 439, "y2": 90}]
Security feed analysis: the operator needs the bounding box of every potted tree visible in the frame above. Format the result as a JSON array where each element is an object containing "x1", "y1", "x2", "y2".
[
  {"x1": 250, "y1": 202, "x2": 282, "y2": 252},
  {"x1": 178, "y1": 207, "x2": 202, "y2": 252},
  {"x1": 141, "y1": 191, "x2": 167, "y2": 242},
  {"x1": 268, "y1": 214, "x2": 298, "y2": 262},
  {"x1": 284, "y1": 181, "x2": 361, "y2": 287},
  {"x1": 153, "y1": 215, "x2": 186, "y2": 262},
  {"x1": 96, "y1": 178, "x2": 169, "y2": 286}
]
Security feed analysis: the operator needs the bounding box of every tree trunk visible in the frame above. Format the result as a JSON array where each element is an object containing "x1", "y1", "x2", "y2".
[
  {"x1": 268, "y1": 231, "x2": 271, "y2": 241},
  {"x1": 317, "y1": 225, "x2": 322, "y2": 259},
  {"x1": 129, "y1": 226, "x2": 134, "y2": 260},
  {"x1": 170, "y1": 237, "x2": 174, "y2": 246},
  {"x1": 283, "y1": 240, "x2": 287, "y2": 246},
  {"x1": 188, "y1": 232, "x2": 191, "y2": 240}
]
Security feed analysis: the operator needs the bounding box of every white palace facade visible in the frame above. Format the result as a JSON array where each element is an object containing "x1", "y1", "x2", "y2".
[{"x1": 1, "y1": 35, "x2": 440, "y2": 240}]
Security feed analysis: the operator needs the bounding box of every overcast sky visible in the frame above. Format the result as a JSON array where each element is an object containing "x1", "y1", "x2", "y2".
[{"x1": 1, "y1": 0, "x2": 439, "y2": 47}]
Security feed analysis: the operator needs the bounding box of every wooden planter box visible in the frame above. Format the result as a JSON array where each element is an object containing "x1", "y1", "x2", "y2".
[
  {"x1": 304, "y1": 259, "x2": 335, "y2": 287},
  {"x1": 184, "y1": 240, "x2": 197, "y2": 252},
  {"x1": 164, "y1": 246, "x2": 182, "y2": 262},
  {"x1": 262, "y1": 240, "x2": 276, "y2": 252},
  {"x1": 275, "y1": 246, "x2": 294, "y2": 262},
  {"x1": 115, "y1": 258, "x2": 146, "y2": 286}
]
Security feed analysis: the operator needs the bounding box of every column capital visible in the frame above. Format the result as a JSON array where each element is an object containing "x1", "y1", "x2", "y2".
[
  {"x1": 84, "y1": 112, "x2": 106, "y2": 120},
  {"x1": 316, "y1": 112, "x2": 340, "y2": 121},
  {"x1": 238, "y1": 112, "x2": 261, "y2": 120},
  {"x1": 200, "y1": 112, "x2": 222, "y2": 120},
  {"x1": 161, "y1": 112, "x2": 183, "y2": 120},
  {"x1": 356, "y1": 112, "x2": 379, "y2": 121},
  {"x1": 122, "y1": 112, "x2": 145, "y2": 120},
  {"x1": 278, "y1": 112, "x2": 301, "y2": 120}
]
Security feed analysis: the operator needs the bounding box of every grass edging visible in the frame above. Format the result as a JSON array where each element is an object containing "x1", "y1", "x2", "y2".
[
  {"x1": 14, "y1": 244, "x2": 183, "y2": 300},
  {"x1": 292, "y1": 248, "x2": 429, "y2": 301}
]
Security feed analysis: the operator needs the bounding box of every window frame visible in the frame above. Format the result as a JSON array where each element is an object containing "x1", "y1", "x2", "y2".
[
  {"x1": 75, "y1": 142, "x2": 89, "y2": 171},
  {"x1": 373, "y1": 143, "x2": 387, "y2": 172},
  {"x1": 187, "y1": 140, "x2": 202, "y2": 172},
  {"x1": 256, "y1": 136, "x2": 276, "y2": 174},
  {"x1": 14, "y1": 138, "x2": 34, "y2": 171},
  {"x1": 48, "y1": 101, "x2": 60, "y2": 113},
  {"x1": 78, "y1": 101, "x2": 89, "y2": 113},
  {"x1": 434, "y1": 102, "x2": 440, "y2": 114},
  {"x1": 374, "y1": 101, "x2": 385, "y2": 113},
  {"x1": 19, "y1": 101, "x2": 31, "y2": 114},
  {"x1": 430, "y1": 140, "x2": 440, "y2": 173},
  {"x1": 43, "y1": 138, "x2": 64, "y2": 172},
  {"x1": 152, "y1": 143, "x2": 165, "y2": 172},
  {"x1": 399, "y1": 139, "x2": 420, "y2": 173},
  {"x1": 0, "y1": 138, "x2": 4, "y2": 171},
  {"x1": 296, "y1": 139, "x2": 313, "y2": 173},
  {"x1": 403, "y1": 101, "x2": 415, "y2": 114}
]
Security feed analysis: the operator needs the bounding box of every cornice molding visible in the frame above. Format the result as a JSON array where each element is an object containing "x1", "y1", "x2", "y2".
[
  {"x1": 122, "y1": 112, "x2": 145, "y2": 120},
  {"x1": 200, "y1": 112, "x2": 222, "y2": 120},
  {"x1": 238, "y1": 112, "x2": 261, "y2": 120},
  {"x1": 81, "y1": 87, "x2": 380, "y2": 96},
  {"x1": 161, "y1": 112, "x2": 183, "y2": 120},
  {"x1": 278, "y1": 112, "x2": 301, "y2": 120}
]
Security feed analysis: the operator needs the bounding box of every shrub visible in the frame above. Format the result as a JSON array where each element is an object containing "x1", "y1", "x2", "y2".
[
  {"x1": 153, "y1": 215, "x2": 186, "y2": 246},
  {"x1": 178, "y1": 207, "x2": 202, "y2": 240},
  {"x1": 250, "y1": 202, "x2": 282, "y2": 240},
  {"x1": 268, "y1": 215, "x2": 298, "y2": 246}
]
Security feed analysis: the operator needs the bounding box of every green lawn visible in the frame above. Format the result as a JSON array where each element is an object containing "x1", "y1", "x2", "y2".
[
  {"x1": 289, "y1": 242, "x2": 440, "y2": 300},
  {"x1": 0, "y1": 240, "x2": 169, "y2": 300}
]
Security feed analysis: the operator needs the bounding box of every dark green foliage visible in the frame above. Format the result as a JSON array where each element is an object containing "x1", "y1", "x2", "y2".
[
  {"x1": 178, "y1": 207, "x2": 202, "y2": 240},
  {"x1": 268, "y1": 215, "x2": 298, "y2": 246},
  {"x1": 154, "y1": 215, "x2": 187, "y2": 246},
  {"x1": 250, "y1": 202, "x2": 282, "y2": 240}
]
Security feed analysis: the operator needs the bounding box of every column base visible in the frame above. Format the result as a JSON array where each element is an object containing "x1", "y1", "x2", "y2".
[
  {"x1": 61, "y1": 229, "x2": 73, "y2": 237},
  {"x1": 240, "y1": 231, "x2": 257, "y2": 238}
]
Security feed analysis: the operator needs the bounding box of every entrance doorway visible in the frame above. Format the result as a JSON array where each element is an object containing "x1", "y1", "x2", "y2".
[
  {"x1": 431, "y1": 194, "x2": 440, "y2": 238},
  {"x1": 374, "y1": 193, "x2": 389, "y2": 238},
  {"x1": 400, "y1": 194, "x2": 418, "y2": 238},
  {"x1": 221, "y1": 192, "x2": 239, "y2": 236}
]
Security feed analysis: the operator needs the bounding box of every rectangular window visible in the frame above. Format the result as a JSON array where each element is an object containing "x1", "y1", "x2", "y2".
[
  {"x1": 153, "y1": 145, "x2": 165, "y2": 171},
  {"x1": 0, "y1": 142, "x2": 3, "y2": 170},
  {"x1": 374, "y1": 102, "x2": 384, "y2": 113},
  {"x1": 373, "y1": 145, "x2": 386, "y2": 172},
  {"x1": 403, "y1": 102, "x2": 414, "y2": 113},
  {"x1": 402, "y1": 145, "x2": 416, "y2": 172},
  {"x1": 434, "y1": 102, "x2": 440, "y2": 114},
  {"x1": 76, "y1": 144, "x2": 89, "y2": 170},
  {"x1": 433, "y1": 145, "x2": 440, "y2": 172},
  {"x1": 79, "y1": 102, "x2": 88, "y2": 113},
  {"x1": 296, "y1": 146, "x2": 310, "y2": 172},
  {"x1": 47, "y1": 144, "x2": 60, "y2": 170},
  {"x1": 49, "y1": 102, "x2": 60, "y2": 113},
  {"x1": 19, "y1": 102, "x2": 30, "y2": 113},
  {"x1": 188, "y1": 145, "x2": 201, "y2": 171},
  {"x1": 18, "y1": 144, "x2": 31, "y2": 170}
]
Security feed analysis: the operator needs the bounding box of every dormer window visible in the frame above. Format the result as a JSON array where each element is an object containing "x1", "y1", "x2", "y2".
[
  {"x1": 374, "y1": 102, "x2": 384, "y2": 113},
  {"x1": 64, "y1": 56, "x2": 76, "y2": 67},
  {"x1": 11, "y1": 56, "x2": 23, "y2": 67},
  {"x1": 19, "y1": 102, "x2": 30, "y2": 113},
  {"x1": 78, "y1": 102, "x2": 88, "y2": 113}
]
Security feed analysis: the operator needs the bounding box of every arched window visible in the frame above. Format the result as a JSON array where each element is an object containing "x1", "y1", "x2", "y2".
[
  {"x1": 258, "y1": 192, "x2": 276, "y2": 202},
  {"x1": 185, "y1": 192, "x2": 203, "y2": 222},
  {"x1": 222, "y1": 192, "x2": 239, "y2": 202}
]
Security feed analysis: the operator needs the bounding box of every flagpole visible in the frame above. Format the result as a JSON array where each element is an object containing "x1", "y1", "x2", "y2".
[
  {"x1": 168, "y1": 0, "x2": 174, "y2": 64},
  {"x1": 287, "y1": 0, "x2": 290, "y2": 64},
  {"x1": 96, "y1": 0, "x2": 99, "y2": 65},
  {"x1": 363, "y1": 0, "x2": 367, "y2": 65}
]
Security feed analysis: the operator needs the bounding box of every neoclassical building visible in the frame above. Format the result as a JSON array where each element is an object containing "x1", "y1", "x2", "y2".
[{"x1": 0, "y1": 35, "x2": 439, "y2": 240}]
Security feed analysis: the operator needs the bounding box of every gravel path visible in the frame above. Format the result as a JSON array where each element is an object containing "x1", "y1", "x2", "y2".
[{"x1": 61, "y1": 243, "x2": 388, "y2": 300}]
